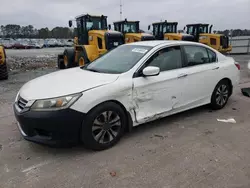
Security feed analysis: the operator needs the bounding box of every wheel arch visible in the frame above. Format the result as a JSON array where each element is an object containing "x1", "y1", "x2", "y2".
[
  {"x1": 86, "y1": 100, "x2": 133, "y2": 133},
  {"x1": 218, "y1": 77, "x2": 233, "y2": 96}
]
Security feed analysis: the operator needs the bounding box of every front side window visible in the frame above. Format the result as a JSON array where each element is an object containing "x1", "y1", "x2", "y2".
[
  {"x1": 147, "y1": 46, "x2": 182, "y2": 72},
  {"x1": 85, "y1": 45, "x2": 152, "y2": 74},
  {"x1": 153, "y1": 25, "x2": 158, "y2": 35},
  {"x1": 184, "y1": 45, "x2": 212, "y2": 66}
]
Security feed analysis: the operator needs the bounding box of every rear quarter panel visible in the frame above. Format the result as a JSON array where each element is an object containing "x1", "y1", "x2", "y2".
[{"x1": 218, "y1": 56, "x2": 240, "y2": 92}]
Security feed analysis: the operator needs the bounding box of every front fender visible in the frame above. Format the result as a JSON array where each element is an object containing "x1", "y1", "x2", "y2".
[{"x1": 70, "y1": 79, "x2": 135, "y2": 121}]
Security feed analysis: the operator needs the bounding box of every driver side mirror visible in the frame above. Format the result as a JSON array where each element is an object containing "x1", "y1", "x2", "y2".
[
  {"x1": 142, "y1": 66, "x2": 160, "y2": 77},
  {"x1": 69, "y1": 20, "x2": 73, "y2": 28},
  {"x1": 108, "y1": 24, "x2": 111, "y2": 30},
  {"x1": 148, "y1": 25, "x2": 151, "y2": 30}
]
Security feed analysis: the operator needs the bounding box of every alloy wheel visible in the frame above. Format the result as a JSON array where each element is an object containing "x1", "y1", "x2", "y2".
[
  {"x1": 92, "y1": 111, "x2": 122, "y2": 144},
  {"x1": 215, "y1": 84, "x2": 229, "y2": 106}
]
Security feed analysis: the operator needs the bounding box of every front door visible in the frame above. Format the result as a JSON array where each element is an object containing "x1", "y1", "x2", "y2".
[{"x1": 132, "y1": 45, "x2": 185, "y2": 123}]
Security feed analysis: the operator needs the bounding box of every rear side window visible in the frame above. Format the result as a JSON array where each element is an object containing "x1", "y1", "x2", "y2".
[
  {"x1": 207, "y1": 49, "x2": 217, "y2": 62},
  {"x1": 183, "y1": 45, "x2": 211, "y2": 67},
  {"x1": 210, "y1": 38, "x2": 217, "y2": 45},
  {"x1": 97, "y1": 37, "x2": 103, "y2": 49}
]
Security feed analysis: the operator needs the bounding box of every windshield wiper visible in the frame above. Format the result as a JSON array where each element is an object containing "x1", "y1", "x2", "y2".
[{"x1": 86, "y1": 68, "x2": 100, "y2": 73}]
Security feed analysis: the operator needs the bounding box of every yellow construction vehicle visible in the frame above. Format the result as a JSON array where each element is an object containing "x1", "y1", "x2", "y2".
[
  {"x1": 0, "y1": 45, "x2": 8, "y2": 80},
  {"x1": 149, "y1": 20, "x2": 194, "y2": 41},
  {"x1": 57, "y1": 14, "x2": 124, "y2": 69},
  {"x1": 113, "y1": 19, "x2": 155, "y2": 43},
  {"x1": 185, "y1": 23, "x2": 232, "y2": 53}
]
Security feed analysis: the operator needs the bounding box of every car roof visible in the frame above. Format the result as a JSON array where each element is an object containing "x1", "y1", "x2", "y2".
[{"x1": 125, "y1": 40, "x2": 202, "y2": 47}]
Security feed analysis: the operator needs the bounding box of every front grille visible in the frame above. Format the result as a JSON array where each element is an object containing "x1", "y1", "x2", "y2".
[{"x1": 17, "y1": 97, "x2": 28, "y2": 110}]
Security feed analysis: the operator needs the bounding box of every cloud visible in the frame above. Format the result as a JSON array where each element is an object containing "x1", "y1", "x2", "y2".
[{"x1": 0, "y1": 0, "x2": 249, "y2": 30}]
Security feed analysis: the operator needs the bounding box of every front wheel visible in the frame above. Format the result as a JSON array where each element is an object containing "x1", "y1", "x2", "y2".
[
  {"x1": 81, "y1": 102, "x2": 126, "y2": 151},
  {"x1": 210, "y1": 80, "x2": 230, "y2": 110}
]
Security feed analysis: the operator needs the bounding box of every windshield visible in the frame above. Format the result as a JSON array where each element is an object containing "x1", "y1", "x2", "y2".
[
  {"x1": 86, "y1": 18, "x2": 102, "y2": 30},
  {"x1": 84, "y1": 45, "x2": 152, "y2": 74},
  {"x1": 124, "y1": 23, "x2": 137, "y2": 33}
]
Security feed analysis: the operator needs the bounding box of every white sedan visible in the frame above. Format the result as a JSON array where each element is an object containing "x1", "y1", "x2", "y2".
[{"x1": 14, "y1": 41, "x2": 240, "y2": 150}]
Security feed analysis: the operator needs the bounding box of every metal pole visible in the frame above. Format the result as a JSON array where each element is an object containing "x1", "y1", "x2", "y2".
[{"x1": 120, "y1": 0, "x2": 122, "y2": 20}]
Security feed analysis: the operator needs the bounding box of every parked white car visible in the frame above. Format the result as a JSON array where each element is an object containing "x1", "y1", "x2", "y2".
[{"x1": 14, "y1": 41, "x2": 240, "y2": 150}]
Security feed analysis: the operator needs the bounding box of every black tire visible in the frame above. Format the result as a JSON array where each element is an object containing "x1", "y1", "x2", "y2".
[
  {"x1": 0, "y1": 63, "x2": 8, "y2": 80},
  {"x1": 57, "y1": 55, "x2": 65, "y2": 69},
  {"x1": 81, "y1": 102, "x2": 127, "y2": 151},
  {"x1": 63, "y1": 48, "x2": 75, "y2": 68},
  {"x1": 77, "y1": 50, "x2": 89, "y2": 67},
  {"x1": 210, "y1": 80, "x2": 230, "y2": 110}
]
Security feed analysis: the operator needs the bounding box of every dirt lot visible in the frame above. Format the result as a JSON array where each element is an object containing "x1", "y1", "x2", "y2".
[{"x1": 0, "y1": 55, "x2": 250, "y2": 188}]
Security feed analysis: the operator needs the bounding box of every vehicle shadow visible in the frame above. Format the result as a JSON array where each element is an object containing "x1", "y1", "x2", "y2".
[
  {"x1": 126, "y1": 104, "x2": 211, "y2": 137},
  {"x1": 27, "y1": 104, "x2": 213, "y2": 157}
]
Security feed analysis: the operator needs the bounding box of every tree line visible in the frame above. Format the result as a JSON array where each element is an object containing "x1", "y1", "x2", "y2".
[
  {"x1": 0, "y1": 24, "x2": 249, "y2": 39},
  {"x1": 215, "y1": 29, "x2": 250, "y2": 37},
  {"x1": 0, "y1": 24, "x2": 76, "y2": 39}
]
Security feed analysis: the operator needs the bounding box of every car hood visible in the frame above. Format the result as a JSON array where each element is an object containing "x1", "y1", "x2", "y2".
[{"x1": 19, "y1": 67, "x2": 119, "y2": 100}]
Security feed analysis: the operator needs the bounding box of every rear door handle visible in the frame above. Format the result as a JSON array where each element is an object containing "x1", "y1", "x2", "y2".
[
  {"x1": 178, "y1": 73, "x2": 188, "y2": 78},
  {"x1": 212, "y1": 67, "x2": 219, "y2": 70}
]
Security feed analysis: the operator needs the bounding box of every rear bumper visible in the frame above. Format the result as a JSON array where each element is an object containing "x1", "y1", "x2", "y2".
[
  {"x1": 219, "y1": 45, "x2": 232, "y2": 53},
  {"x1": 14, "y1": 104, "x2": 85, "y2": 146}
]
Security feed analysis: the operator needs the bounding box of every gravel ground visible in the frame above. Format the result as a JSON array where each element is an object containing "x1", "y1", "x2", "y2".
[
  {"x1": 5, "y1": 48, "x2": 65, "y2": 71},
  {"x1": 0, "y1": 55, "x2": 250, "y2": 188}
]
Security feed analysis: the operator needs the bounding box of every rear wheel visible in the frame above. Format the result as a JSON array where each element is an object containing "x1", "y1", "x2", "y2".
[
  {"x1": 77, "y1": 51, "x2": 89, "y2": 67},
  {"x1": 0, "y1": 63, "x2": 8, "y2": 80},
  {"x1": 57, "y1": 54, "x2": 65, "y2": 69},
  {"x1": 63, "y1": 48, "x2": 75, "y2": 68},
  {"x1": 210, "y1": 80, "x2": 230, "y2": 110},
  {"x1": 81, "y1": 102, "x2": 126, "y2": 151}
]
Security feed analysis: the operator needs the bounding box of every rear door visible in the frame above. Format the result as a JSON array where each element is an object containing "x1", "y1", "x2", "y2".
[{"x1": 178, "y1": 45, "x2": 221, "y2": 108}]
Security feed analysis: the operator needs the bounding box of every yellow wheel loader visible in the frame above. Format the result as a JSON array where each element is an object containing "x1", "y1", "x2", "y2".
[
  {"x1": 113, "y1": 19, "x2": 155, "y2": 43},
  {"x1": 149, "y1": 20, "x2": 194, "y2": 41},
  {"x1": 185, "y1": 23, "x2": 232, "y2": 53},
  {"x1": 57, "y1": 14, "x2": 124, "y2": 69},
  {"x1": 0, "y1": 45, "x2": 8, "y2": 80}
]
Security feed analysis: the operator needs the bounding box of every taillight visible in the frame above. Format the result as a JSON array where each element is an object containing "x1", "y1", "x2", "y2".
[{"x1": 235, "y1": 63, "x2": 240, "y2": 70}]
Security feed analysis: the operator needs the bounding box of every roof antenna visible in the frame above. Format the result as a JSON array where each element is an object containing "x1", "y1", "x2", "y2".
[{"x1": 120, "y1": 0, "x2": 123, "y2": 20}]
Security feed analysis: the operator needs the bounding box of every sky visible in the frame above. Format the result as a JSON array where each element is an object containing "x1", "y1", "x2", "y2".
[{"x1": 0, "y1": 0, "x2": 249, "y2": 31}]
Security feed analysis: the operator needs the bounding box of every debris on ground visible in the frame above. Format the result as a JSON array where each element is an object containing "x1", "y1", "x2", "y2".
[
  {"x1": 232, "y1": 108, "x2": 237, "y2": 111},
  {"x1": 110, "y1": 171, "x2": 116, "y2": 177},
  {"x1": 204, "y1": 130, "x2": 214, "y2": 135},
  {"x1": 154, "y1": 134, "x2": 164, "y2": 139},
  {"x1": 241, "y1": 88, "x2": 250, "y2": 97},
  {"x1": 217, "y1": 118, "x2": 236, "y2": 124}
]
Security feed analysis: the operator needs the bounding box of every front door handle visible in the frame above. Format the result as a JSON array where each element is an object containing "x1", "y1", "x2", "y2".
[
  {"x1": 212, "y1": 67, "x2": 219, "y2": 70},
  {"x1": 178, "y1": 73, "x2": 188, "y2": 78}
]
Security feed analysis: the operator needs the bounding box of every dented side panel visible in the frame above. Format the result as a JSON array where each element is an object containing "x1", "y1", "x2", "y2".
[{"x1": 132, "y1": 69, "x2": 184, "y2": 124}]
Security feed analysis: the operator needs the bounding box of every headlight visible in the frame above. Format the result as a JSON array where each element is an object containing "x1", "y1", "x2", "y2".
[{"x1": 31, "y1": 93, "x2": 82, "y2": 111}]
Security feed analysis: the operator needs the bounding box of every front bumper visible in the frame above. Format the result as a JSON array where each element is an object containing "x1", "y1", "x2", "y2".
[{"x1": 14, "y1": 104, "x2": 85, "y2": 146}]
